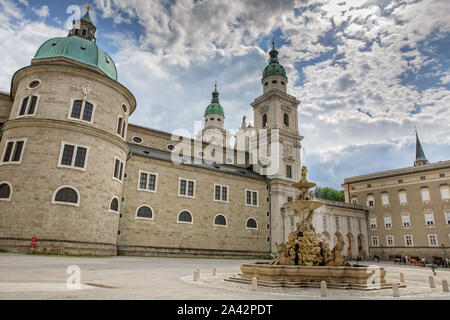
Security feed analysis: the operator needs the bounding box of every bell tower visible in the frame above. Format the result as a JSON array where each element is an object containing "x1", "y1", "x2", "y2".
[{"x1": 250, "y1": 41, "x2": 304, "y2": 253}]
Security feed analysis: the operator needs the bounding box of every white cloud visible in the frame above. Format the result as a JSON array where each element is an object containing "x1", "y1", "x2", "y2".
[{"x1": 33, "y1": 5, "x2": 49, "y2": 18}]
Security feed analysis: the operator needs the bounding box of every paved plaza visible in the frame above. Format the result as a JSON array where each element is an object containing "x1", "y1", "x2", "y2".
[{"x1": 0, "y1": 252, "x2": 449, "y2": 300}]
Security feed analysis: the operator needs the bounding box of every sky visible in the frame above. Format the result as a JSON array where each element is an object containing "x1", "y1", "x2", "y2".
[{"x1": 0, "y1": 0, "x2": 449, "y2": 189}]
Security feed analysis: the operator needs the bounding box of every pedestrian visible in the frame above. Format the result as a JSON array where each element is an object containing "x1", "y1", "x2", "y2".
[
  {"x1": 421, "y1": 257, "x2": 425, "y2": 267},
  {"x1": 446, "y1": 258, "x2": 449, "y2": 268},
  {"x1": 431, "y1": 263, "x2": 436, "y2": 276}
]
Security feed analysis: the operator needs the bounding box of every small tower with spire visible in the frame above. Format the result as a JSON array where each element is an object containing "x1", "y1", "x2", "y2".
[
  {"x1": 196, "y1": 83, "x2": 231, "y2": 147},
  {"x1": 414, "y1": 129, "x2": 429, "y2": 166},
  {"x1": 261, "y1": 40, "x2": 288, "y2": 94},
  {"x1": 68, "y1": 5, "x2": 96, "y2": 42}
]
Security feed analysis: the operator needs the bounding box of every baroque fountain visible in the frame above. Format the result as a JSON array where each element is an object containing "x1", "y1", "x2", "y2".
[{"x1": 227, "y1": 166, "x2": 403, "y2": 290}]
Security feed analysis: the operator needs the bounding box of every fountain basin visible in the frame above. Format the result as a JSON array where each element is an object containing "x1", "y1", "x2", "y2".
[{"x1": 226, "y1": 264, "x2": 404, "y2": 290}]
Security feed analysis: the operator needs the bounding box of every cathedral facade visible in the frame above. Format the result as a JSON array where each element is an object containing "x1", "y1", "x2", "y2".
[{"x1": 0, "y1": 10, "x2": 369, "y2": 258}]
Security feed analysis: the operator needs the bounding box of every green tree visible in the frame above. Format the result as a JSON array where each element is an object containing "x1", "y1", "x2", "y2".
[{"x1": 311, "y1": 186, "x2": 345, "y2": 202}]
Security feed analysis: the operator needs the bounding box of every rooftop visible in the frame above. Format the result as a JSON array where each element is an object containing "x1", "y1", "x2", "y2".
[{"x1": 343, "y1": 160, "x2": 450, "y2": 184}]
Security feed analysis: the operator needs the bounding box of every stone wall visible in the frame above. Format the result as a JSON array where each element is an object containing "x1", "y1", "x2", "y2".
[{"x1": 117, "y1": 154, "x2": 271, "y2": 258}]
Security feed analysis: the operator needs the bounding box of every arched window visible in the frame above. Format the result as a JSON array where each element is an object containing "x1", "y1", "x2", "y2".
[
  {"x1": 53, "y1": 186, "x2": 79, "y2": 206},
  {"x1": 136, "y1": 205, "x2": 153, "y2": 219},
  {"x1": 283, "y1": 113, "x2": 289, "y2": 126},
  {"x1": 262, "y1": 114, "x2": 267, "y2": 127},
  {"x1": 0, "y1": 182, "x2": 11, "y2": 200},
  {"x1": 246, "y1": 217, "x2": 258, "y2": 230},
  {"x1": 110, "y1": 197, "x2": 119, "y2": 212},
  {"x1": 213, "y1": 214, "x2": 227, "y2": 226},
  {"x1": 177, "y1": 210, "x2": 193, "y2": 224}
]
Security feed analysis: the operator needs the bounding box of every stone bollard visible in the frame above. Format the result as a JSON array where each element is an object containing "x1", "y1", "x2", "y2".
[
  {"x1": 212, "y1": 267, "x2": 216, "y2": 276},
  {"x1": 251, "y1": 277, "x2": 258, "y2": 291},
  {"x1": 392, "y1": 283, "x2": 400, "y2": 297},
  {"x1": 429, "y1": 276, "x2": 435, "y2": 288},
  {"x1": 400, "y1": 272, "x2": 405, "y2": 283},
  {"x1": 320, "y1": 281, "x2": 327, "y2": 297},
  {"x1": 442, "y1": 279, "x2": 449, "y2": 293},
  {"x1": 193, "y1": 270, "x2": 198, "y2": 281}
]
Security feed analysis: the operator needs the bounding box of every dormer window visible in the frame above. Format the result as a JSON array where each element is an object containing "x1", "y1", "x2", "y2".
[{"x1": 82, "y1": 29, "x2": 87, "y2": 36}]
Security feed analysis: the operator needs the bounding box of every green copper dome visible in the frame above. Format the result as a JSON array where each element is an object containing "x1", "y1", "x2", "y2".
[
  {"x1": 32, "y1": 10, "x2": 117, "y2": 81},
  {"x1": 263, "y1": 42, "x2": 286, "y2": 78},
  {"x1": 33, "y1": 37, "x2": 117, "y2": 81},
  {"x1": 204, "y1": 84, "x2": 224, "y2": 116}
]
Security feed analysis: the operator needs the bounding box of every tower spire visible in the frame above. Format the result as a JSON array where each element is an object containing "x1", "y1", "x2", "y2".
[{"x1": 414, "y1": 128, "x2": 428, "y2": 166}]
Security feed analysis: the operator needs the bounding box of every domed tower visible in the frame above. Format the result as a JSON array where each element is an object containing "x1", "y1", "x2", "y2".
[
  {"x1": 261, "y1": 41, "x2": 288, "y2": 94},
  {"x1": 197, "y1": 83, "x2": 231, "y2": 147},
  {"x1": 250, "y1": 41, "x2": 303, "y2": 254},
  {"x1": 0, "y1": 8, "x2": 136, "y2": 255}
]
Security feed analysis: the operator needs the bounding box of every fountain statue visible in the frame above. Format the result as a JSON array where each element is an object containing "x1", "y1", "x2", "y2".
[
  {"x1": 270, "y1": 166, "x2": 349, "y2": 267},
  {"x1": 226, "y1": 166, "x2": 403, "y2": 290}
]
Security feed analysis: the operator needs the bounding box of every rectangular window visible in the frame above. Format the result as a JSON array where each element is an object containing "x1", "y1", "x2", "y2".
[
  {"x1": 246, "y1": 190, "x2": 258, "y2": 206},
  {"x1": 424, "y1": 213, "x2": 434, "y2": 226},
  {"x1": 59, "y1": 142, "x2": 88, "y2": 170},
  {"x1": 421, "y1": 189, "x2": 430, "y2": 202},
  {"x1": 347, "y1": 217, "x2": 351, "y2": 231},
  {"x1": 137, "y1": 171, "x2": 157, "y2": 192},
  {"x1": 384, "y1": 216, "x2": 392, "y2": 228},
  {"x1": 401, "y1": 215, "x2": 411, "y2": 227},
  {"x1": 286, "y1": 165, "x2": 292, "y2": 178},
  {"x1": 323, "y1": 215, "x2": 327, "y2": 229},
  {"x1": 335, "y1": 216, "x2": 340, "y2": 231},
  {"x1": 369, "y1": 217, "x2": 377, "y2": 228},
  {"x1": 113, "y1": 158, "x2": 124, "y2": 182},
  {"x1": 1, "y1": 139, "x2": 26, "y2": 164},
  {"x1": 367, "y1": 196, "x2": 374, "y2": 207},
  {"x1": 179, "y1": 178, "x2": 195, "y2": 198},
  {"x1": 214, "y1": 185, "x2": 228, "y2": 202},
  {"x1": 69, "y1": 100, "x2": 94, "y2": 123},
  {"x1": 358, "y1": 219, "x2": 362, "y2": 232},
  {"x1": 399, "y1": 192, "x2": 407, "y2": 204},
  {"x1": 381, "y1": 193, "x2": 389, "y2": 206},
  {"x1": 187, "y1": 181, "x2": 194, "y2": 197},
  {"x1": 116, "y1": 116, "x2": 126, "y2": 138},
  {"x1": 440, "y1": 187, "x2": 449, "y2": 200},
  {"x1": 287, "y1": 196, "x2": 293, "y2": 202},
  {"x1": 18, "y1": 95, "x2": 38, "y2": 117},
  {"x1": 82, "y1": 102, "x2": 93, "y2": 121},
  {"x1": 386, "y1": 236, "x2": 394, "y2": 246},
  {"x1": 428, "y1": 234, "x2": 438, "y2": 246},
  {"x1": 405, "y1": 235, "x2": 413, "y2": 246},
  {"x1": 372, "y1": 236, "x2": 379, "y2": 246},
  {"x1": 445, "y1": 212, "x2": 450, "y2": 224}
]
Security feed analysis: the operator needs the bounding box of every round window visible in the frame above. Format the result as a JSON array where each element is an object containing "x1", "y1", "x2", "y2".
[
  {"x1": 166, "y1": 144, "x2": 175, "y2": 151},
  {"x1": 122, "y1": 104, "x2": 127, "y2": 113},
  {"x1": 28, "y1": 80, "x2": 40, "y2": 89},
  {"x1": 132, "y1": 136, "x2": 143, "y2": 144}
]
